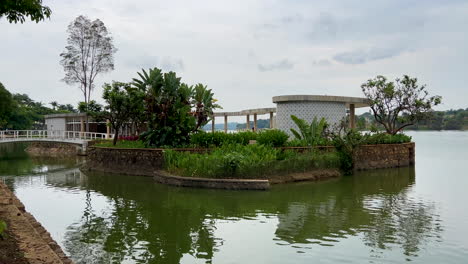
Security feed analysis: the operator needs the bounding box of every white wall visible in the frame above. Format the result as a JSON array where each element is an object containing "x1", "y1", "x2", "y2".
[
  {"x1": 45, "y1": 117, "x2": 66, "y2": 131},
  {"x1": 275, "y1": 101, "x2": 346, "y2": 136}
]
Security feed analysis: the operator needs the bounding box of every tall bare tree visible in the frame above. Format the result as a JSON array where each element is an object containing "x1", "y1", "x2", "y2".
[{"x1": 60, "y1": 15, "x2": 116, "y2": 110}]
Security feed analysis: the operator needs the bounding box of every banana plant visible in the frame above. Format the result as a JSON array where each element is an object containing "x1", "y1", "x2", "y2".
[
  {"x1": 290, "y1": 115, "x2": 327, "y2": 147},
  {"x1": 192, "y1": 84, "x2": 222, "y2": 130},
  {"x1": 131, "y1": 67, "x2": 223, "y2": 147}
]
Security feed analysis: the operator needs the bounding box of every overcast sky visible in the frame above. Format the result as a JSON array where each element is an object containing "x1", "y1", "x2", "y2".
[{"x1": 1, "y1": 0, "x2": 467, "y2": 118}]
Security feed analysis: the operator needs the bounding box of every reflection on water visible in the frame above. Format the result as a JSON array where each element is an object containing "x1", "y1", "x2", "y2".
[
  {"x1": 1, "y1": 133, "x2": 466, "y2": 264},
  {"x1": 6, "y1": 166, "x2": 441, "y2": 264},
  {"x1": 0, "y1": 143, "x2": 83, "y2": 174}
]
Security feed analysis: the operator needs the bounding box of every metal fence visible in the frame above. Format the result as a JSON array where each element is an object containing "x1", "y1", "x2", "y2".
[{"x1": 0, "y1": 130, "x2": 112, "y2": 141}]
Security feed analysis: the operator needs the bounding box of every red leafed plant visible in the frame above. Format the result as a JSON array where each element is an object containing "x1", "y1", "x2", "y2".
[{"x1": 118, "y1": 135, "x2": 139, "y2": 141}]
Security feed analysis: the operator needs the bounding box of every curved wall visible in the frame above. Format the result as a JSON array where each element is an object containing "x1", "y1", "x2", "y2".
[
  {"x1": 276, "y1": 101, "x2": 346, "y2": 136},
  {"x1": 84, "y1": 143, "x2": 415, "y2": 178}
]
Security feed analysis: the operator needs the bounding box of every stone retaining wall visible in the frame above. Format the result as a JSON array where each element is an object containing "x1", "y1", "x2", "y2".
[
  {"x1": 84, "y1": 147, "x2": 209, "y2": 176},
  {"x1": 26, "y1": 142, "x2": 83, "y2": 156},
  {"x1": 353, "y1": 142, "x2": 415, "y2": 170},
  {"x1": 0, "y1": 181, "x2": 73, "y2": 264},
  {"x1": 84, "y1": 143, "x2": 415, "y2": 177}
]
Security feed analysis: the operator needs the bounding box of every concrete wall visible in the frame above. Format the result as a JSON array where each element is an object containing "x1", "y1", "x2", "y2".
[
  {"x1": 275, "y1": 101, "x2": 346, "y2": 136},
  {"x1": 45, "y1": 117, "x2": 66, "y2": 131},
  {"x1": 154, "y1": 170, "x2": 270, "y2": 190}
]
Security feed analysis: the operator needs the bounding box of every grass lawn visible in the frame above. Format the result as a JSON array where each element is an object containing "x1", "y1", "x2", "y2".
[{"x1": 93, "y1": 140, "x2": 146, "y2": 148}]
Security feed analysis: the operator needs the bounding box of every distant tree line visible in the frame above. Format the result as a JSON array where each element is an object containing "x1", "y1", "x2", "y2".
[
  {"x1": 201, "y1": 119, "x2": 272, "y2": 131},
  {"x1": 236, "y1": 119, "x2": 271, "y2": 130},
  {"x1": 356, "y1": 108, "x2": 468, "y2": 131},
  {"x1": 0, "y1": 82, "x2": 77, "y2": 130}
]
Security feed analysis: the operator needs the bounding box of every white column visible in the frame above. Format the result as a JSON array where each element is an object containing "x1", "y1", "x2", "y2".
[
  {"x1": 269, "y1": 112, "x2": 274, "y2": 129},
  {"x1": 224, "y1": 115, "x2": 228, "y2": 133},
  {"x1": 254, "y1": 113, "x2": 258, "y2": 132},
  {"x1": 349, "y1": 104, "x2": 356, "y2": 129}
]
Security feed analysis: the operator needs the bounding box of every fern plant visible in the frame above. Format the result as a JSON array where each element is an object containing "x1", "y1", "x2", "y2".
[{"x1": 290, "y1": 115, "x2": 327, "y2": 147}]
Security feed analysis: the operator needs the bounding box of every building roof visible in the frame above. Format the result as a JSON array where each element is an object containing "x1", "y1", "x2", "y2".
[
  {"x1": 272, "y1": 95, "x2": 370, "y2": 108},
  {"x1": 44, "y1": 113, "x2": 87, "y2": 119},
  {"x1": 213, "y1": 108, "x2": 276, "y2": 117}
]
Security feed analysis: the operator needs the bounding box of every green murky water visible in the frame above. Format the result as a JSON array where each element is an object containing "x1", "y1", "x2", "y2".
[{"x1": 1, "y1": 131, "x2": 467, "y2": 263}]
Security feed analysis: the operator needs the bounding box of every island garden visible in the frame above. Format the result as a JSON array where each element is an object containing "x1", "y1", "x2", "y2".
[
  {"x1": 0, "y1": 3, "x2": 459, "y2": 263},
  {"x1": 80, "y1": 70, "x2": 439, "y2": 189}
]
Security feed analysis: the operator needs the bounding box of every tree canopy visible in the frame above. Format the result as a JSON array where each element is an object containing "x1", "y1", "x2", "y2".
[
  {"x1": 102, "y1": 82, "x2": 139, "y2": 145},
  {"x1": 0, "y1": 82, "x2": 76, "y2": 130},
  {"x1": 0, "y1": 0, "x2": 51, "y2": 23},
  {"x1": 361, "y1": 75, "x2": 442, "y2": 135},
  {"x1": 0, "y1": 82, "x2": 15, "y2": 129}
]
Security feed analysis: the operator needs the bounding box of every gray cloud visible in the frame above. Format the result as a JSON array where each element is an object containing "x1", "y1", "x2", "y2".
[
  {"x1": 308, "y1": 12, "x2": 338, "y2": 41},
  {"x1": 281, "y1": 13, "x2": 303, "y2": 24},
  {"x1": 313, "y1": 59, "x2": 332, "y2": 66},
  {"x1": 125, "y1": 55, "x2": 185, "y2": 72},
  {"x1": 258, "y1": 59, "x2": 294, "y2": 72},
  {"x1": 333, "y1": 46, "x2": 410, "y2": 65},
  {"x1": 1, "y1": 0, "x2": 467, "y2": 112}
]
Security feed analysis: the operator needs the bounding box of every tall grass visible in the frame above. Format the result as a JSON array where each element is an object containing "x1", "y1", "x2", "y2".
[{"x1": 164, "y1": 144, "x2": 340, "y2": 179}]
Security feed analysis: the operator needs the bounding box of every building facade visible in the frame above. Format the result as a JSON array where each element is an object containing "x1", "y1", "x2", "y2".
[{"x1": 273, "y1": 95, "x2": 369, "y2": 136}]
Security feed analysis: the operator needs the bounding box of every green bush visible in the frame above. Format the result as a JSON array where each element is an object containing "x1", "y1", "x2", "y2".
[
  {"x1": 190, "y1": 131, "x2": 257, "y2": 147},
  {"x1": 191, "y1": 129, "x2": 288, "y2": 148},
  {"x1": 331, "y1": 130, "x2": 364, "y2": 174},
  {"x1": 363, "y1": 133, "x2": 412, "y2": 144},
  {"x1": 285, "y1": 137, "x2": 332, "y2": 147},
  {"x1": 164, "y1": 144, "x2": 340, "y2": 179},
  {"x1": 256, "y1": 129, "x2": 289, "y2": 147}
]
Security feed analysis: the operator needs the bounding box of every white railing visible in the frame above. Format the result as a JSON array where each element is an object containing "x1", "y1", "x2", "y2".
[{"x1": 0, "y1": 130, "x2": 113, "y2": 141}]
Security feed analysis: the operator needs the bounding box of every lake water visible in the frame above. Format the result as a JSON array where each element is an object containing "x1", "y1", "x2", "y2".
[{"x1": 1, "y1": 131, "x2": 467, "y2": 264}]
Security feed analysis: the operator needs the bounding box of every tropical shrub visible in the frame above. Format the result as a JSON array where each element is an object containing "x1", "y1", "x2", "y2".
[
  {"x1": 132, "y1": 67, "x2": 221, "y2": 147},
  {"x1": 256, "y1": 129, "x2": 289, "y2": 147},
  {"x1": 290, "y1": 115, "x2": 329, "y2": 147},
  {"x1": 192, "y1": 84, "x2": 221, "y2": 130},
  {"x1": 331, "y1": 130, "x2": 365, "y2": 174}
]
